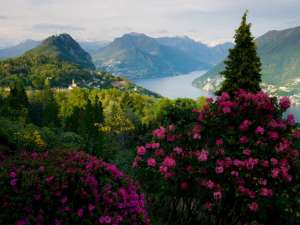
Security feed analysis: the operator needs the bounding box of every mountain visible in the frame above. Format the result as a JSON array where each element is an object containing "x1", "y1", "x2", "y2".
[
  {"x1": 79, "y1": 41, "x2": 110, "y2": 54},
  {"x1": 26, "y1": 34, "x2": 95, "y2": 70},
  {"x1": 0, "y1": 34, "x2": 159, "y2": 97},
  {"x1": 0, "y1": 40, "x2": 41, "y2": 59},
  {"x1": 0, "y1": 39, "x2": 110, "y2": 60},
  {"x1": 193, "y1": 26, "x2": 300, "y2": 99},
  {"x1": 91, "y1": 33, "x2": 213, "y2": 80},
  {"x1": 157, "y1": 36, "x2": 233, "y2": 66}
]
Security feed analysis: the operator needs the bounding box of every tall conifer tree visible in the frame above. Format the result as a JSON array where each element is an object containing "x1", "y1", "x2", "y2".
[{"x1": 216, "y1": 11, "x2": 262, "y2": 95}]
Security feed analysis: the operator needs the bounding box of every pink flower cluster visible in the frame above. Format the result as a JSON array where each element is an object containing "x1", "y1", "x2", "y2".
[
  {"x1": 134, "y1": 90, "x2": 300, "y2": 217},
  {"x1": 0, "y1": 151, "x2": 151, "y2": 225}
]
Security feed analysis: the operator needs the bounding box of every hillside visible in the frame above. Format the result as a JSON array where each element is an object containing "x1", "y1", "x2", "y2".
[
  {"x1": 92, "y1": 33, "x2": 213, "y2": 80},
  {"x1": 26, "y1": 34, "x2": 95, "y2": 70},
  {"x1": 193, "y1": 26, "x2": 300, "y2": 99}
]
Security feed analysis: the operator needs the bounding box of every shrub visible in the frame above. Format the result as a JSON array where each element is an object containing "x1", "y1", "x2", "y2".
[
  {"x1": 133, "y1": 90, "x2": 300, "y2": 225},
  {"x1": 0, "y1": 150, "x2": 151, "y2": 225}
]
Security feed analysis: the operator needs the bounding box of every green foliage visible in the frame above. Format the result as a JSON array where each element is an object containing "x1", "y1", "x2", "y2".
[{"x1": 217, "y1": 12, "x2": 262, "y2": 95}]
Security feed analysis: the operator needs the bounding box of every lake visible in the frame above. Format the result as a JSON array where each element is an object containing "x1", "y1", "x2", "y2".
[
  {"x1": 135, "y1": 70, "x2": 213, "y2": 99},
  {"x1": 135, "y1": 71, "x2": 300, "y2": 121}
]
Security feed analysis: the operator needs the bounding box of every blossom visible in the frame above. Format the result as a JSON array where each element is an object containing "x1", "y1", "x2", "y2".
[
  {"x1": 268, "y1": 131, "x2": 279, "y2": 141},
  {"x1": 222, "y1": 106, "x2": 231, "y2": 113},
  {"x1": 10, "y1": 179, "x2": 17, "y2": 186},
  {"x1": 260, "y1": 188, "x2": 273, "y2": 198},
  {"x1": 216, "y1": 138, "x2": 223, "y2": 146},
  {"x1": 206, "y1": 180, "x2": 215, "y2": 189},
  {"x1": 255, "y1": 126, "x2": 264, "y2": 135},
  {"x1": 213, "y1": 191, "x2": 222, "y2": 201},
  {"x1": 203, "y1": 201, "x2": 213, "y2": 210},
  {"x1": 271, "y1": 168, "x2": 280, "y2": 178},
  {"x1": 162, "y1": 157, "x2": 176, "y2": 168},
  {"x1": 147, "y1": 158, "x2": 156, "y2": 167},
  {"x1": 243, "y1": 149, "x2": 251, "y2": 156},
  {"x1": 215, "y1": 166, "x2": 224, "y2": 174},
  {"x1": 240, "y1": 120, "x2": 252, "y2": 131},
  {"x1": 152, "y1": 126, "x2": 166, "y2": 139},
  {"x1": 248, "y1": 202, "x2": 259, "y2": 212},
  {"x1": 287, "y1": 114, "x2": 296, "y2": 126},
  {"x1": 9, "y1": 171, "x2": 17, "y2": 178},
  {"x1": 137, "y1": 146, "x2": 146, "y2": 155},
  {"x1": 77, "y1": 208, "x2": 84, "y2": 217},
  {"x1": 196, "y1": 150, "x2": 209, "y2": 162},
  {"x1": 279, "y1": 96, "x2": 291, "y2": 110},
  {"x1": 239, "y1": 136, "x2": 248, "y2": 144},
  {"x1": 173, "y1": 147, "x2": 183, "y2": 154},
  {"x1": 99, "y1": 216, "x2": 112, "y2": 224}
]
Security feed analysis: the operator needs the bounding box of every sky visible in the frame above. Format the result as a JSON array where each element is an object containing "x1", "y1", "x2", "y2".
[{"x1": 1, "y1": 0, "x2": 300, "y2": 47}]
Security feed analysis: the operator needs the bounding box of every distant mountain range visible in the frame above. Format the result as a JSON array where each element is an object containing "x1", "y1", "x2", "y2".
[
  {"x1": 193, "y1": 26, "x2": 300, "y2": 101},
  {"x1": 0, "y1": 39, "x2": 109, "y2": 60},
  {"x1": 0, "y1": 34, "x2": 159, "y2": 97},
  {"x1": 91, "y1": 33, "x2": 232, "y2": 80},
  {"x1": 0, "y1": 33, "x2": 232, "y2": 80}
]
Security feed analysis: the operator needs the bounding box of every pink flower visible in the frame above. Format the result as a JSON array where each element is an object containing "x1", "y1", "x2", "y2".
[
  {"x1": 243, "y1": 149, "x2": 251, "y2": 156},
  {"x1": 147, "y1": 158, "x2": 156, "y2": 167},
  {"x1": 271, "y1": 168, "x2": 280, "y2": 178},
  {"x1": 153, "y1": 126, "x2": 166, "y2": 139},
  {"x1": 216, "y1": 138, "x2": 223, "y2": 146},
  {"x1": 287, "y1": 114, "x2": 296, "y2": 126},
  {"x1": 77, "y1": 208, "x2": 84, "y2": 217},
  {"x1": 213, "y1": 191, "x2": 222, "y2": 201},
  {"x1": 88, "y1": 204, "x2": 95, "y2": 212},
  {"x1": 279, "y1": 96, "x2": 290, "y2": 110},
  {"x1": 260, "y1": 188, "x2": 273, "y2": 197},
  {"x1": 239, "y1": 136, "x2": 248, "y2": 144},
  {"x1": 231, "y1": 171, "x2": 239, "y2": 177},
  {"x1": 248, "y1": 202, "x2": 259, "y2": 212},
  {"x1": 255, "y1": 126, "x2": 264, "y2": 135},
  {"x1": 10, "y1": 179, "x2": 17, "y2": 186},
  {"x1": 9, "y1": 171, "x2": 17, "y2": 178},
  {"x1": 173, "y1": 147, "x2": 183, "y2": 154},
  {"x1": 222, "y1": 106, "x2": 231, "y2": 113},
  {"x1": 240, "y1": 120, "x2": 252, "y2": 131},
  {"x1": 268, "y1": 131, "x2": 279, "y2": 141},
  {"x1": 206, "y1": 180, "x2": 215, "y2": 189},
  {"x1": 137, "y1": 146, "x2": 146, "y2": 155},
  {"x1": 270, "y1": 158, "x2": 278, "y2": 165},
  {"x1": 196, "y1": 150, "x2": 209, "y2": 162},
  {"x1": 162, "y1": 157, "x2": 176, "y2": 168},
  {"x1": 99, "y1": 216, "x2": 112, "y2": 224},
  {"x1": 46, "y1": 176, "x2": 55, "y2": 184},
  {"x1": 215, "y1": 166, "x2": 224, "y2": 174},
  {"x1": 203, "y1": 201, "x2": 213, "y2": 210}
]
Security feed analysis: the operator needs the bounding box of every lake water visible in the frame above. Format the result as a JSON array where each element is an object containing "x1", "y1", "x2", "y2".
[
  {"x1": 135, "y1": 71, "x2": 300, "y2": 121},
  {"x1": 135, "y1": 70, "x2": 213, "y2": 99}
]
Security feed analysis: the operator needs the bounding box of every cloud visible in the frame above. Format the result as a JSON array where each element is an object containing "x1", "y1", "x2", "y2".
[
  {"x1": 0, "y1": 15, "x2": 8, "y2": 20},
  {"x1": 32, "y1": 23, "x2": 84, "y2": 32}
]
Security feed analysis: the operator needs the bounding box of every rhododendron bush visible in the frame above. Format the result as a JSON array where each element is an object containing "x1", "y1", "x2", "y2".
[
  {"x1": 133, "y1": 90, "x2": 300, "y2": 225},
  {"x1": 0, "y1": 150, "x2": 150, "y2": 225}
]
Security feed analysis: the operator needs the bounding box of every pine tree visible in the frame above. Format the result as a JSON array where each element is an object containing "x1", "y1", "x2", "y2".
[
  {"x1": 7, "y1": 79, "x2": 29, "y2": 110},
  {"x1": 42, "y1": 80, "x2": 59, "y2": 127},
  {"x1": 216, "y1": 11, "x2": 262, "y2": 95}
]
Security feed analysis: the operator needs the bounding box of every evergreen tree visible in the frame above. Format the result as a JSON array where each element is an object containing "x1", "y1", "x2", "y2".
[
  {"x1": 216, "y1": 11, "x2": 262, "y2": 95},
  {"x1": 42, "y1": 80, "x2": 59, "y2": 127},
  {"x1": 7, "y1": 79, "x2": 29, "y2": 110}
]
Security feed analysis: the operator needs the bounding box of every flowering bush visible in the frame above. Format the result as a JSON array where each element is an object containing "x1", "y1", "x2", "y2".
[
  {"x1": 133, "y1": 90, "x2": 300, "y2": 225},
  {"x1": 0, "y1": 150, "x2": 150, "y2": 225}
]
